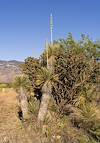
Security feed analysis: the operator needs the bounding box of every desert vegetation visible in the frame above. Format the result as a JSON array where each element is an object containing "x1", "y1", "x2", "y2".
[{"x1": 0, "y1": 34, "x2": 100, "y2": 143}]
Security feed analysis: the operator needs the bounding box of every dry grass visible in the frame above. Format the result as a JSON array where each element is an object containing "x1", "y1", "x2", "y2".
[
  {"x1": 0, "y1": 89, "x2": 99, "y2": 143},
  {"x1": 0, "y1": 89, "x2": 41, "y2": 143}
]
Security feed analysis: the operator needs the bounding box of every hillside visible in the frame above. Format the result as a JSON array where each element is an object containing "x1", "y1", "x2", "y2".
[{"x1": 0, "y1": 60, "x2": 22, "y2": 83}]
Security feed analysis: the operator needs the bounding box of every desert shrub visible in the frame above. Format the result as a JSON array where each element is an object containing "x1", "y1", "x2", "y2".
[
  {"x1": 52, "y1": 39, "x2": 99, "y2": 113},
  {"x1": 28, "y1": 93, "x2": 40, "y2": 116},
  {"x1": 21, "y1": 34, "x2": 100, "y2": 142}
]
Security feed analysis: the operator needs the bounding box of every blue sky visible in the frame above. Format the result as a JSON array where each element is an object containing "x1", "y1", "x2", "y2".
[{"x1": 0, "y1": 0, "x2": 100, "y2": 61}]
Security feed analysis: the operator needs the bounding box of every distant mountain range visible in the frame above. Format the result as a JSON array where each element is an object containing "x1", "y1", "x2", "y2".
[{"x1": 0, "y1": 60, "x2": 23, "y2": 83}]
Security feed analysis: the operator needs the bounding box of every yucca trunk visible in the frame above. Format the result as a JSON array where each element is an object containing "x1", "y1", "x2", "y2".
[
  {"x1": 20, "y1": 87, "x2": 28, "y2": 119},
  {"x1": 38, "y1": 83, "x2": 51, "y2": 123},
  {"x1": 38, "y1": 52, "x2": 54, "y2": 124}
]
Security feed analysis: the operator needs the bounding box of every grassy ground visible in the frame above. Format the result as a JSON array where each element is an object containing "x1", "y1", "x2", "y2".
[
  {"x1": 0, "y1": 89, "x2": 99, "y2": 143},
  {"x1": 0, "y1": 89, "x2": 41, "y2": 143}
]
